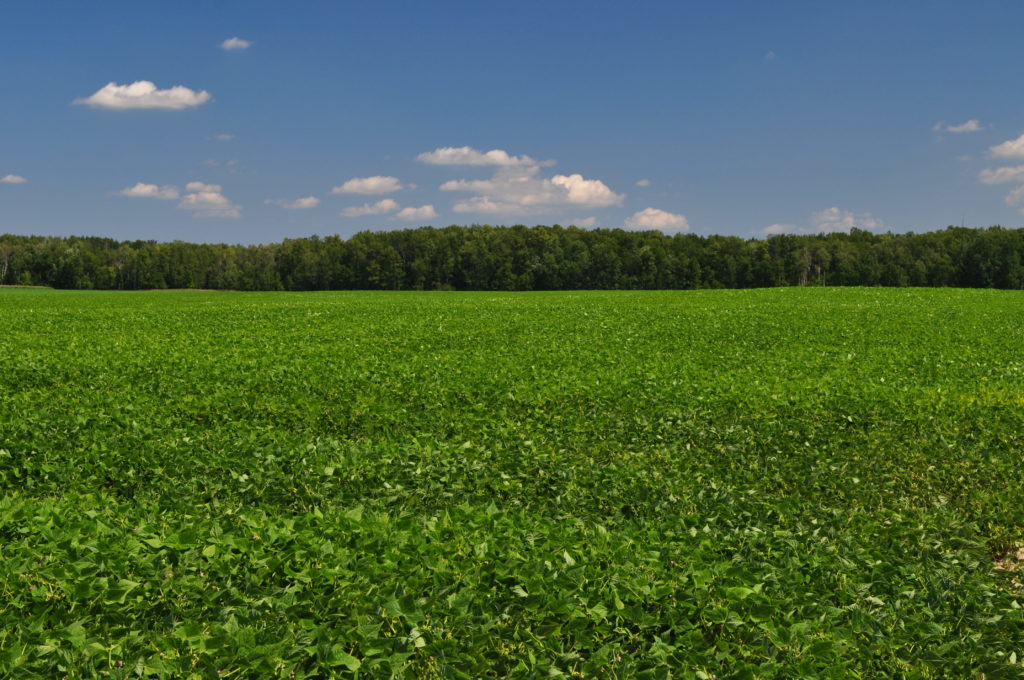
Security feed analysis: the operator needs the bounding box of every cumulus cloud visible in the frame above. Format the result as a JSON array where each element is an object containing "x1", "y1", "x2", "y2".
[
  {"x1": 396, "y1": 205, "x2": 438, "y2": 221},
  {"x1": 624, "y1": 208, "x2": 690, "y2": 233},
  {"x1": 762, "y1": 207, "x2": 884, "y2": 235},
  {"x1": 990, "y1": 133, "x2": 1024, "y2": 159},
  {"x1": 443, "y1": 165, "x2": 624, "y2": 215},
  {"x1": 416, "y1": 146, "x2": 538, "y2": 167},
  {"x1": 119, "y1": 182, "x2": 179, "y2": 199},
  {"x1": 635, "y1": 178, "x2": 651, "y2": 187},
  {"x1": 552, "y1": 174, "x2": 622, "y2": 207},
  {"x1": 331, "y1": 176, "x2": 403, "y2": 195},
  {"x1": 1005, "y1": 184, "x2": 1024, "y2": 208},
  {"x1": 266, "y1": 196, "x2": 320, "y2": 210},
  {"x1": 340, "y1": 198, "x2": 399, "y2": 217},
  {"x1": 221, "y1": 37, "x2": 252, "y2": 50},
  {"x1": 945, "y1": 119, "x2": 983, "y2": 133},
  {"x1": 979, "y1": 165, "x2": 1024, "y2": 184},
  {"x1": 1, "y1": 174, "x2": 27, "y2": 184},
  {"x1": 74, "y1": 81, "x2": 211, "y2": 110},
  {"x1": 178, "y1": 181, "x2": 240, "y2": 218},
  {"x1": 570, "y1": 217, "x2": 597, "y2": 228},
  {"x1": 810, "y1": 207, "x2": 883, "y2": 233}
]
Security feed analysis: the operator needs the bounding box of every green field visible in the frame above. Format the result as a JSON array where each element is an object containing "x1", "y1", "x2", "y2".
[{"x1": 2, "y1": 287, "x2": 1023, "y2": 678}]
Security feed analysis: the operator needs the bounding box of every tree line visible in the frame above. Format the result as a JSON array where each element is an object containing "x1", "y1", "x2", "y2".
[{"x1": 1, "y1": 224, "x2": 1023, "y2": 291}]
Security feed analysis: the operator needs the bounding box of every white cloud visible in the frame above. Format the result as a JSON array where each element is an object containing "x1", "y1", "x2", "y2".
[
  {"x1": 990, "y1": 133, "x2": 1024, "y2": 159},
  {"x1": 763, "y1": 223, "x2": 799, "y2": 235},
  {"x1": 635, "y1": 178, "x2": 651, "y2": 187},
  {"x1": 1, "y1": 174, "x2": 27, "y2": 184},
  {"x1": 444, "y1": 165, "x2": 624, "y2": 215},
  {"x1": 396, "y1": 204, "x2": 438, "y2": 221},
  {"x1": 341, "y1": 198, "x2": 399, "y2": 217},
  {"x1": 945, "y1": 119, "x2": 983, "y2": 133},
  {"x1": 220, "y1": 37, "x2": 252, "y2": 50},
  {"x1": 331, "y1": 176, "x2": 403, "y2": 195},
  {"x1": 624, "y1": 207, "x2": 690, "y2": 233},
  {"x1": 74, "y1": 81, "x2": 211, "y2": 110},
  {"x1": 178, "y1": 182, "x2": 240, "y2": 218},
  {"x1": 979, "y1": 165, "x2": 1024, "y2": 184},
  {"x1": 266, "y1": 196, "x2": 320, "y2": 210},
  {"x1": 416, "y1": 146, "x2": 538, "y2": 167},
  {"x1": 119, "y1": 182, "x2": 179, "y2": 199},
  {"x1": 552, "y1": 174, "x2": 622, "y2": 207},
  {"x1": 570, "y1": 217, "x2": 597, "y2": 228},
  {"x1": 762, "y1": 207, "x2": 884, "y2": 236},
  {"x1": 216, "y1": 133, "x2": 235, "y2": 141},
  {"x1": 1004, "y1": 184, "x2": 1024, "y2": 208},
  {"x1": 810, "y1": 207, "x2": 883, "y2": 233}
]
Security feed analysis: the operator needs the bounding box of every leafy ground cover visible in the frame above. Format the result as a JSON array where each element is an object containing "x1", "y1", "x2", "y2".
[{"x1": 1, "y1": 287, "x2": 1023, "y2": 679}]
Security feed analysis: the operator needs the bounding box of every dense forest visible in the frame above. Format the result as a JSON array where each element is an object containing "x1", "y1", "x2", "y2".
[{"x1": 1, "y1": 224, "x2": 1023, "y2": 291}]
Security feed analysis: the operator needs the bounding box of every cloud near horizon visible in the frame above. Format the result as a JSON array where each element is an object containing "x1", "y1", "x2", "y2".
[
  {"x1": 74, "y1": 81, "x2": 211, "y2": 110},
  {"x1": 624, "y1": 208, "x2": 689, "y2": 233},
  {"x1": 437, "y1": 150, "x2": 624, "y2": 216},
  {"x1": 763, "y1": 207, "x2": 884, "y2": 235},
  {"x1": 396, "y1": 204, "x2": 438, "y2": 221}
]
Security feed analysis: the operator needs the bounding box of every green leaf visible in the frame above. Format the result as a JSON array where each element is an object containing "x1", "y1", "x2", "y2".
[{"x1": 327, "y1": 646, "x2": 361, "y2": 671}]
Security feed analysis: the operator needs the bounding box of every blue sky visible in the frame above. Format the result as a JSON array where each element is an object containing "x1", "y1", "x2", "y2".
[{"x1": 2, "y1": 0, "x2": 1024, "y2": 244}]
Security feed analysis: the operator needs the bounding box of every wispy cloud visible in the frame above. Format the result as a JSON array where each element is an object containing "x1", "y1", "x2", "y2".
[
  {"x1": 979, "y1": 165, "x2": 1024, "y2": 184},
  {"x1": 635, "y1": 179, "x2": 651, "y2": 187},
  {"x1": 74, "y1": 81, "x2": 211, "y2": 110},
  {"x1": 416, "y1": 146, "x2": 540, "y2": 167},
  {"x1": 331, "y1": 176, "x2": 403, "y2": 195},
  {"x1": 1004, "y1": 184, "x2": 1024, "y2": 209},
  {"x1": 266, "y1": 196, "x2": 320, "y2": 210},
  {"x1": 396, "y1": 204, "x2": 438, "y2": 221},
  {"x1": 340, "y1": 198, "x2": 399, "y2": 217},
  {"x1": 934, "y1": 119, "x2": 984, "y2": 134},
  {"x1": 119, "y1": 182, "x2": 179, "y2": 199},
  {"x1": 946, "y1": 119, "x2": 983, "y2": 133},
  {"x1": 1, "y1": 174, "x2": 27, "y2": 184},
  {"x1": 220, "y1": 37, "x2": 252, "y2": 51}
]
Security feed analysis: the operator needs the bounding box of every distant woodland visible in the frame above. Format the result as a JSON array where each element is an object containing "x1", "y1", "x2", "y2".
[{"x1": 2, "y1": 224, "x2": 1023, "y2": 291}]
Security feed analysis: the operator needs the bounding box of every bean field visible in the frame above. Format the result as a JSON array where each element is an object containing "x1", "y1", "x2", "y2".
[{"x1": 1, "y1": 287, "x2": 1023, "y2": 678}]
